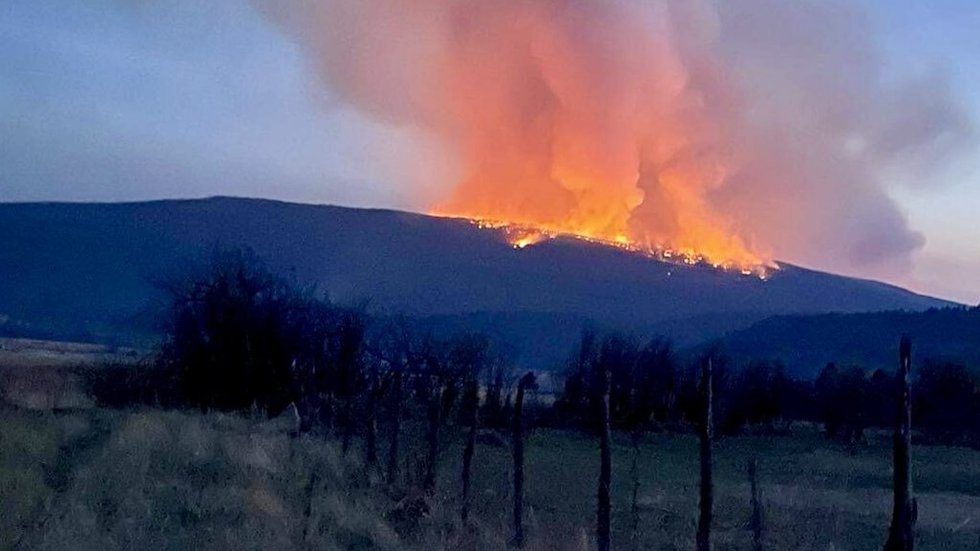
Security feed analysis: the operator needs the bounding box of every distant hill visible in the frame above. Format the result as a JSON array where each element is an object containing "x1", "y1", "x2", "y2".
[
  {"x1": 0, "y1": 197, "x2": 957, "y2": 368},
  {"x1": 715, "y1": 307, "x2": 980, "y2": 378}
]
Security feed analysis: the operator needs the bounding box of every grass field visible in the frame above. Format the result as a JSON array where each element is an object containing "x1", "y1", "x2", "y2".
[
  {"x1": 0, "y1": 338, "x2": 146, "y2": 369},
  {"x1": 2, "y1": 407, "x2": 980, "y2": 550}
]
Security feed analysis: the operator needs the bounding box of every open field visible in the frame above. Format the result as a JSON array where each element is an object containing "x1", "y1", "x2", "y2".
[
  {"x1": 0, "y1": 338, "x2": 147, "y2": 370},
  {"x1": 0, "y1": 339, "x2": 152, "y2": 411},
  {"x1": 2, "y1": 407, "x2": 980, "y2": 550}
]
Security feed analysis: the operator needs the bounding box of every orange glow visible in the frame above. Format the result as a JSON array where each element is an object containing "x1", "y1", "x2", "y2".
[
  {"x1": 433, "y1": 184, "x2": 776, "y2": 276},
  {"x1": 458, "y1": 216, "x2": 776, "y2": 278},
  {"x1": 403, "y1": 1, "x2": 775, "y2": 277}
]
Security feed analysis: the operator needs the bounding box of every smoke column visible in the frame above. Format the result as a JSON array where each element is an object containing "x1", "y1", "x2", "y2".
[{"x1": 262, "y1": 0, "x2": 972, "y2": 274}]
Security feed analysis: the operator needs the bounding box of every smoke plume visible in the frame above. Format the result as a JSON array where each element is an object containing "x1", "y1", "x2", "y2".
[{"x1": 263, "y1": 0, "x2": 973, "y2": 274}]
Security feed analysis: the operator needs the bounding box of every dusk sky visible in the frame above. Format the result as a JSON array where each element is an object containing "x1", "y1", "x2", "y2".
[{"x1": 1, "y1": 0, "x2": 978, "y2": 304}]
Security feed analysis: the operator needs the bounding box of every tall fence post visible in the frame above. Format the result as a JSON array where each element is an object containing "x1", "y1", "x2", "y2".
[
  {"x1": 461, "y1": 375, "x2": 479, "y2": 522},
  {"x1": 597, "y1": 369, "x2": 613, "y2": 551},
  {"x1": 513, "y1": 372, "x2": 536, "y2": 548},
  {"x1": 884, "y1": 336, "x2": 916, "y2": 550},
  {"x1": 697, "y1": 358, "x2": 714, "y2": 551}
]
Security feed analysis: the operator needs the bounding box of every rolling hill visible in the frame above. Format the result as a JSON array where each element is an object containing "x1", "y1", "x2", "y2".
[
  {"x1": 715, "y1": 306, "x2": 980, "y2": 377},
  {"x1": 0, "y1": 197, "x2": 958, "y2": 370}
]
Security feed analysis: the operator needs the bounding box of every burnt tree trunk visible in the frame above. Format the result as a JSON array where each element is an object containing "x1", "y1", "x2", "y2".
[
  {"x1": 748, "y1": 459, "x2": 764, "y2": 551},
  {"x1": 424, "y1": 380, "x2": 444, "y2": 491},
  {"x1": 597, "y1": 369, "x2": 612, "y2": 551},
  {"x1": 461, "y1": 376, "x2": 480, "y2": 522},
  {"x1": 697, "y1": 358, "x2": 714, "y2": 551},
  {"x1": 884, "y1": 336, "x2": 916, "y2": 551},
  {"x1": 386, "y1": 364, "x2": 403, "y2": 484},
  {"x1": 512, "y1": 372, "x2": 536, "y2": 548}
]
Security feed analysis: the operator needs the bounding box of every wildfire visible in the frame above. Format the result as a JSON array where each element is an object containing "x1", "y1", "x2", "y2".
[{"x1": 452, "y1": 216, "x2": 777, "y2": 279}]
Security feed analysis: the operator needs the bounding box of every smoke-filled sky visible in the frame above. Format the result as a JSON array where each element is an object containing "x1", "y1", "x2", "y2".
[{"x1": 1, "y1": 0, "x2": 978, "y2": 304}]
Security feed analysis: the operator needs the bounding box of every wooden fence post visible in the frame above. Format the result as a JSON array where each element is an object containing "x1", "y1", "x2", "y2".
[
  {"x1": 697, "y1": 358, "x2": 714, "y2": 551},
  {"x1": 513, "y1": 372, "x2": 536, "y2": 548},
  {"x1": 597, "y1": 369, "x2": 613, "y2": 551},
  {"x1": 461, "y1": 375, "x2": 479, "y2": 521},
  {"x1": 884, "y1": 336, "x2": 916, "y2": 550}
]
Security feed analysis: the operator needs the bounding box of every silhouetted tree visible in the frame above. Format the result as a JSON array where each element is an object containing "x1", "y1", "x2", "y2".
[
  {"x1": 633, "y1": 338, "x2": 678, "y2": 426},
  {"x1": 815, "y1": 363, "x2": 869, "y2": 443},
  {"x1": 915, "y1": 361, "x2": 977, "y2": 445},
  {"x1": 484, "y1": 368, "x2": 505, "y2": 427},
  {"x1": 160, "y1": 248, "x2": 316, "y2": 414},
  {"x1": 331, "y1": 309, "x2": 367, "y2": 454},
  {"x1": 555, "y1": 329, "x2": 597, "y2": 428}
]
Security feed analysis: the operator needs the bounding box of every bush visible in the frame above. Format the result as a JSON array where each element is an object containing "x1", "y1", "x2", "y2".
[{"x1": 159, "y1": 248, "x2": 322, "y2": 415}]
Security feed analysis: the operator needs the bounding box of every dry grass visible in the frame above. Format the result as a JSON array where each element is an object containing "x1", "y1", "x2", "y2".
[
  {"x1": 2, "y1": 408, "x2": 980, "y2": 550},
  {"x1": 0, "y1": 338, "x2": 146, "y2": 369},
  {"x1": 0, "y1": 339, "x2": 150, "y2": 410}
]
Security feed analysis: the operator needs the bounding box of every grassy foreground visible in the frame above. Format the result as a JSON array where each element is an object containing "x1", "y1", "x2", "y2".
[{"x1": 2, "y1": 408, "x2": 980, "y2": 550}]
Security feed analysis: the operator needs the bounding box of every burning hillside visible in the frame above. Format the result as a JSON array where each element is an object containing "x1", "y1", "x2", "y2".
[
  {"x1": 266, "y1": 0, "x2": 971, "y2": 280},
  {"x1": 461, "y1": 217, "x2": 774, "y2": 278}
]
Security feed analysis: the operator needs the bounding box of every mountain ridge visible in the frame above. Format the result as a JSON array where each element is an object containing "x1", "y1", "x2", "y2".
[{"x1": 0, "y1": 197, "x2": 957, "y2": 367}]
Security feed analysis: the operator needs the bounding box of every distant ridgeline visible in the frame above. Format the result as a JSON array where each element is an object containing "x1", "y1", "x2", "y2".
[
  {"x1": 0, "y1": 197, "x2": 969, "y2": 377},
  {"x1": 714, "y1": 307, "x2": 980, "y2": 378}
]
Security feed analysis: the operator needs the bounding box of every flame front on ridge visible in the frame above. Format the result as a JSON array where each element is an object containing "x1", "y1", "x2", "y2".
[{"x1": 444, "y1": 216, "x2": 778, "y2": 279}]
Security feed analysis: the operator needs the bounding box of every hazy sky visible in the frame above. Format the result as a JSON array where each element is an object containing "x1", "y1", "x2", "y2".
[{"x1": 1, "y1": 0, "x2": 978, "y2": 304}]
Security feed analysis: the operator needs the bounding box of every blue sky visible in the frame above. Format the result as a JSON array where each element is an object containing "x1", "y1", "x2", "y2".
[
  {"x1": 0, "y1": 0, "x2": 977, "y2": 303},
  {"x1": 864, "y1": 0, "x2": 980, "y2": 302}
]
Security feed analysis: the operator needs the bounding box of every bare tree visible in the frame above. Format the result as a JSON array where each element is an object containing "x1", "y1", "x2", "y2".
[
  {"x1": 512, "y1": 372, "x2": 536, "y2": 548},
  {"x1": 597, "y1": 369, "x2": 612, "y2": 551},
  {"x1": 367, "y1": 318, "x2": 414, "y2": 486},
  {"x1": 333, "y1": 310, "x2": 366, "y2": 456},
  {"x1": 697, "y1": 358, "x2": 714, "y2": 551},
  {"x1": 884, "y1": 336, "x2": 916, "y2": 551}
]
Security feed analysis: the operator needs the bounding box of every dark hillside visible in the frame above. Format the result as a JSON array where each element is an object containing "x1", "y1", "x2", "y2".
[
  {"x1": 716, "y1": 307, "x2": 980, "y2": 378},
  {"x1": 0, "y1": 197, "x2": 956, "y2": 362}
]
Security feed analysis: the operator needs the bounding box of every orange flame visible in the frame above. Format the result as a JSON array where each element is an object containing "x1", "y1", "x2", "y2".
[
  {"x1": 413, "y1": 2, "x2": 775, "y2": 278},
  {"x1": 431, "y1": 175, "x2": 776, "y2": 277},
  {"x1": 454, "y1": 214, "x2": 775, "y2": 278}
]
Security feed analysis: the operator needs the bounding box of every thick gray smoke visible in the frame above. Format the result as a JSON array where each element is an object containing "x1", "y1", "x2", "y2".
[{"x1": 262, "y1": 0, "x2": 973, "y2": 275}]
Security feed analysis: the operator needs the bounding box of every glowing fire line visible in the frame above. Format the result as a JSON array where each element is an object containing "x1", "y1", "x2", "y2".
[{"x1": 451, "y1": 217, "x2": 777, "y2": 279}]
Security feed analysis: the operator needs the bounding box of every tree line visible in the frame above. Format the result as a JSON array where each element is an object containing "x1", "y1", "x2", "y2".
[
  {"x1": 91, "y1": 248, "x2": 945, "y2": 549},
  {"x1": 553, "y1": 331, "x2": 979, "y2": 448}
]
